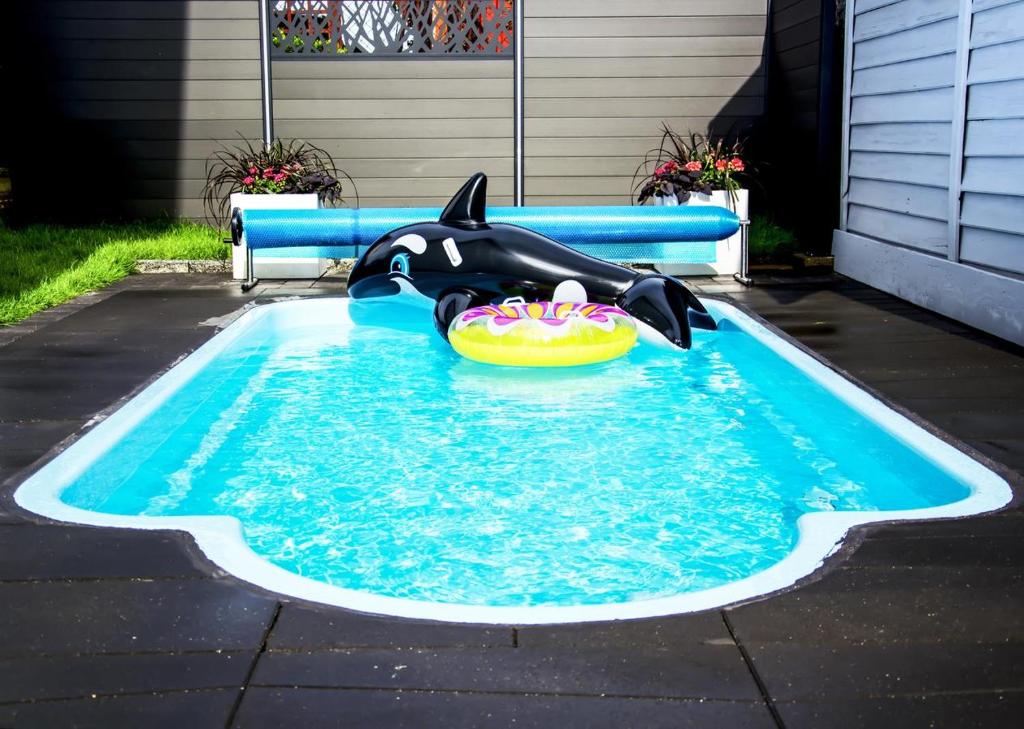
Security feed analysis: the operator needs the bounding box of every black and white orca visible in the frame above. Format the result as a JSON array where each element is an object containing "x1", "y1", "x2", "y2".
[{"x1": 346, "y1": 173, "x2": 717, "y2": 349}]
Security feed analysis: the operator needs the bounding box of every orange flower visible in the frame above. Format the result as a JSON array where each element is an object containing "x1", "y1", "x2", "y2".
[{"x1": 729, "y1": 157, "x2": 745, "y2": 172}]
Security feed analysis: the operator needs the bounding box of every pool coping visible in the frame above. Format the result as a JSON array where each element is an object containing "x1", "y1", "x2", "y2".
[{"x1": 7, "y1": 293, "x2": 1020, "y2": 625}]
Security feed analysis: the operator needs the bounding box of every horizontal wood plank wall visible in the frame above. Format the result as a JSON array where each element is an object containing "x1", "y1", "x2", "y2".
[
  {"x1": 846, "y1": 0, "x2": 961, "y2": 256},
  {"x1": 272, "y1": 60, "x2": 513, "y2": 208},
  {"x1": 772, "y1": 0, "x2": 822, "y2": 136},
  {"x1": 29, "y1": 0, "x2": 262, "y2": 219},
  {"x1": 768, "y1": 0, "x2": 828, "y2": 241},
  {"x1": 959, "y1": 0, "x2": 1024, "y2": 275},
  {"x1": 522, "y1": 0, "x2": 768, "y2": 206},
  {"x1": 836, "y1": 0, "x2": 1024, "y2": 345}
]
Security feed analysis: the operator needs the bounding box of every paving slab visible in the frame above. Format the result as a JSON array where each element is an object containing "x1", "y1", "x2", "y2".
[
  {"x1": 0, "y1": 688, "x2": 238, "y2": 729},
  {"x1": 0, "y1": 525, "x2": 210, "y2": 581},
  {"x1": 253, "y1": 644, "x2": 760, "y2": 700},
  {"x1": 847, "y1": 532, "x2": 1024, "y2": 569},
  {"x1": 232, "y1": 687, "x2": 776, "y2": 729},
  {"x1": 862, "y1": 511, "x2": 1024, "y2": 540},
  {"x1": 28, "y1": 290, "x2": 249, "y2": 335},
  {"x1": 745, "y1": 641, "x2": 1024, "y2": 701},
  {"x1": 0, "y1": 579, "x2": 278, "y2": 657},
  {"x1": 725, "y1": 566, "x2": 1024, "y2": 646},
  {"x1": 0, "y1": 419, "x2": 81, "y2": 474},
  {"x1": 516, "y1": 612, "x2": 732, "y2": 649},
  {"x1": 0, "y1": 332, "x2": 214, "y2": 422},
  {"x1": 775, "y1": 693, "x2": 1024, "y2": 729},
  {"x1": 0, "y1": 650, "x2": 253, "y2": 703},
  {"x1": 267, "y1": 604, "x2": 513, "y2": 649}
]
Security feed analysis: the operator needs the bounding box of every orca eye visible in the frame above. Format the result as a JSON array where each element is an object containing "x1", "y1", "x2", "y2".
[{"x1": 390, "y1": 252, "x2": 410, "y2": 276}]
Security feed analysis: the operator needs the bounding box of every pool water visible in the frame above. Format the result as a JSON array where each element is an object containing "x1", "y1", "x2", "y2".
[{"x1": 17, "y1": 298, "x2": 1010, "y2": 622}]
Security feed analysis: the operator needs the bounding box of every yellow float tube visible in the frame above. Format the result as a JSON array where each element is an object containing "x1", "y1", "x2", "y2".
[{"x1": 448, "y1": 299, "x2": 638, "y2": 367}]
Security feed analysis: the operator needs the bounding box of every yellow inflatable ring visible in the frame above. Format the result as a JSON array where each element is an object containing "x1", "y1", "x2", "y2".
[{"x1": 448, "y1": 300, "x2": 638, "y2": 367}]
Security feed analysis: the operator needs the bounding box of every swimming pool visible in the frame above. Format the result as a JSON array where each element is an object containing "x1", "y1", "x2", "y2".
[{"x1": 14, "y1": 297, "x2": 1011, "y2": 623}]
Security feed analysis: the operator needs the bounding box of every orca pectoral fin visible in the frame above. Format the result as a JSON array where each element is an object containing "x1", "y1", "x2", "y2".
[
  {"x1": 616, "y1": 275, "x2": 716, "y2": 350},
  {"x1": 687, "y1": 305, "x2": 718, "y2": 332},
  {"x1": 433, "y1": 288, "x2": 491, "y2": 341}
]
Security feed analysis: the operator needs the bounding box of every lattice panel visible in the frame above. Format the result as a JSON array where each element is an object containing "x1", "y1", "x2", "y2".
[{"x1": 271, "y1": 1, "x2": 514, "y2": 56}]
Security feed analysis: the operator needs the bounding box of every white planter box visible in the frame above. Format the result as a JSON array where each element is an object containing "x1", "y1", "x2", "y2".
[
  {"x1": 230, "y1": 193, "x2": 327, "y2": 280},
  {"x1": 653, "y1": 189, "x2": 749, "y2": 277}
]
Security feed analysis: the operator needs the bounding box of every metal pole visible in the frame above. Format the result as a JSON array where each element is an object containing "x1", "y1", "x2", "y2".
[
  {"x1": 257, "y1": 0, "x2": 275, "y2": 150},
  {"x1": 513, "y1": 0, "x2": 525, "y2": 206}
]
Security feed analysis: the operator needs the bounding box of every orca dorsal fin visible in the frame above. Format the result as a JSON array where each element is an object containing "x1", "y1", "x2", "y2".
[{"x1": 439, "y1": 173, "x2": 487, "y2": 227}]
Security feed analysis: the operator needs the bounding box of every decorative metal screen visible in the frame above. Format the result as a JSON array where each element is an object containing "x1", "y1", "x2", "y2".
[{"x1": 271, "y1": 1, "x2": 514, "y2": 57}]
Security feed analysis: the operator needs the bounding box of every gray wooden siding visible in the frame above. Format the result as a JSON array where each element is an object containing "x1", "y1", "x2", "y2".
[
  {"x1": 836, "y1": 0, "x2": 1024, "y2": 345},
  {"x1": 522, "y1": 0, "x2": 768, "y2": 206},
  {"x1": 841, "y1": 0, "x2": 1024, "y2": 273},
  {"x1": 21, "y1": 0, "x2": 772, "y2": 217},
  {"x1": 272, "y1": 60, "x2": 513, "y2": 208},
  {"x1": 20, "y1": 0, "x2": 261, "y2": 219},
  {"x1": 959, "y1": 0, "x2": 1024, "y2": 274},
  {"x1": 844, "y1": 0, "x2": 959, "y2": 255}
]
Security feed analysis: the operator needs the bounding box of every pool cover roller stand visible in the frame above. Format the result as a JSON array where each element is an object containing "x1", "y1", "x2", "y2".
[
  {"x1": 230, "y1": 188, "x2": 744, "y2": 290},
  {"x1": 234, "y1": 204, "x2": 739, "y2": 251}
]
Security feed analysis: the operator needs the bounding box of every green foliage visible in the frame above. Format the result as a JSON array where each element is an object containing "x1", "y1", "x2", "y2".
[
  {"x1": 203, "y1": 137, "x2": 355, "y2": 228},
  {"x1": 0, "y1": 220, "x2": 228, "y2": 325},
  {"x1": 634, "y1": 125, "x2": 754, "y2": 204},
  {"x1": 748, "y1": 216, "x2": 799, "y2": 263}
]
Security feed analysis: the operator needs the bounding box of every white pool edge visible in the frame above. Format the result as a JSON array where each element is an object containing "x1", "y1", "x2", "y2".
[{"x1": 13, "y1": 297, "x2": 1014, "y2": 625}]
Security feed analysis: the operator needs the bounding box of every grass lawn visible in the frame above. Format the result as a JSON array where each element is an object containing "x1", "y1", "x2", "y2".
[{"x1": 0, "y1": 220, "x2": 229, "y2": 325}]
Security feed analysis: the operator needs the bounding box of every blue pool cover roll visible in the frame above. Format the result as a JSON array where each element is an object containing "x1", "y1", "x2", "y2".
[{"x1": 241, "y1": 205, "x2": 740, "y2": 263}]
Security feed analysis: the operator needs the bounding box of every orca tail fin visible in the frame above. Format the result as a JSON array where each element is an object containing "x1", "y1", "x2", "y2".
[{"x1": 616, "y1": 275, "x2": 716, "y2": 350}]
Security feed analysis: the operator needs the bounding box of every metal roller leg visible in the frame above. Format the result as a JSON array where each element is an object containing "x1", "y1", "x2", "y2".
[
  {"x1": 241, "y1": 245, "x2": 260, "y2": 292},
  {"x1": 733, "y1": 219, "x2": 753, "y2": 287}
]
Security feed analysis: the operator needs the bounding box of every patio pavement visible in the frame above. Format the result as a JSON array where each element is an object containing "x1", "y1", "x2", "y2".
[{"x1": 0, "y1": 273, "x2": 1022, "y2": 728}]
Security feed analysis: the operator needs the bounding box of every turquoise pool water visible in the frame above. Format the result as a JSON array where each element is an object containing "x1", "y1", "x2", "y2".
[{"x1": 50, "y1": 297, "x2": 982, "y2": 611}]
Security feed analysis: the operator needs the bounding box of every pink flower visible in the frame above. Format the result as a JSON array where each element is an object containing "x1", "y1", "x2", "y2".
[
  {"x1": 242, "y1": 176, "x2": 255, "y2": 185},
  {"x1": 654, "y1": 160, "x2": 679, "y2": 178},
  {"x1": 684, "y1": 161, "x2": 702, "y2": 172},
  {"x1": 715, "y1": 159, "x2": 728, "y2": 172},
  {"x1": 729, "y1": 157, "x2": 745, "y2": 172},
  {"x1": 248, "y1": 165, "x2": 258, "y2": 174},
  {"x1": 263, "y1": 166, "x2": 275, "y2": 179},
  {"x1": 273, "y1": 173, "x2": 287, "y2": 183}
]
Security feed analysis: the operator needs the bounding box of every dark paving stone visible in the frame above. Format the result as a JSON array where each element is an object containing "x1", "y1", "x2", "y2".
[
  {"x1": 31, "y1": 290, "x2": 249, "y2": 335},
  {"x1": 0, "y1": 579, "x2": 278, "y2": 657},
  {"x1": 0, "y1": 506, "x2": 24, "y2": 524},
  {"x1": 869, "y1": 374, "x2": 1024, "y2": 400},
  {"x1": 0, "y1": 526, "x2": 210, "y2": 581},
  {"x1": 0, "y1": 688, "x2": 238, "y2": 729},
  {"x1": 0, "y1": 332, "x2": 214, "y2": 422},
  {"x1": 848, "y1": 532, "x2": 1024, "y2": 569},
  {"x1": 0, "y1": 651, "x2": 253, "y2": 703},
  {"x1": 726, "y1": 566, "x2": 1024, "y2": 646},
  {"x1": 0, "y1": 419, "x2": 81, "y2": 474},
  {"x1": 775, "y1": 693, "x2": 1024, "y2": 729},
  {"x1": 232, "y1": 688, "x2": 775, "y2": 729},
  {"x1": 267, "y1": 604, "x2": 513, "y2": 649},
  {"x1": 864, "y1": 512, "x2": 1024, "y2": 540},
  {"x1": 973, "y1": 437, "x2": 1024, "y2": 472},
  {"x1": 746, "y1": 642, "x2": 1024, "y2": 701},
  {"x1": 253, "y1": 644, "x2": 759, "y2": 700},
  {"x1": 516, "y1": 612, "x2": 733, "y2": 649}
]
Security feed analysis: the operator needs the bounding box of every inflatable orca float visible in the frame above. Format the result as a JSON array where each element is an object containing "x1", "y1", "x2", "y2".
[{"x1": 346, "y1": 173, "x2": 717, "y2": 349}]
